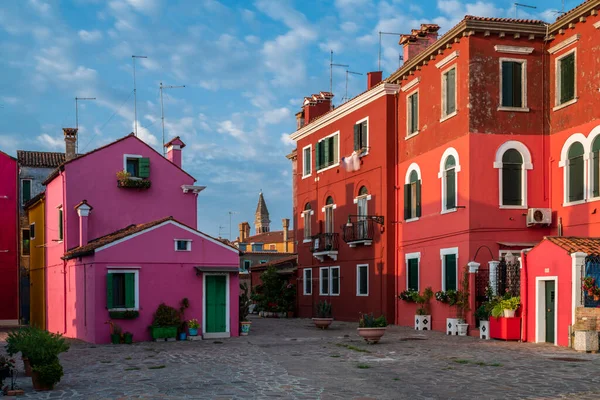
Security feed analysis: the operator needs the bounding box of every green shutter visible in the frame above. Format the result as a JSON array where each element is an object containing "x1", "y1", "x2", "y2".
[
  {"x1": 316, "y1": 142, "x2": 321, "y2": 170},
  {"x1": 594, "y1": 152, "x2": 600, "y2": 198},
  {"x1": 446, "y1": 169, "x2": 456, "y2": 209},
  {"x1": 502, "y1": 61, "x2": 513, "y2": 107},
  {"x1": 354, "y1": 124, "x2": 361, "y2": 151},
  {"x1": 408, "y1": 258, "x2": 419, "y2": 291},
  {"x1": 22, "y1": 180, "x2": 31, "y2": 203},
  {"x1": 445, "y1": 254, "x2": 457, "y2": 291},
  {"x1": 415, "y1": 180, "x2": 422, "y2": 218},
  {"x1": 502, "y1": 164, "x2": 522, "y2": 205},
  {"x1": 58, "y1": 209, "x2": 63, "y2": 241},
  {"x1": 361, "y1": 121, "x2": 368, "y2": 149},
  {"x1": 323, "y1": 138, "x2": 330, "y2": 166},
  {"x1": 125, "y1": 273, "x2": 135, "y2": 308},
  {"x1": 138, "y1": 157, "x2": 150, "y2": 178},
  {"x1": 512, "y1": 62, "x2": 523, "y2": 108},
  {"x1": 404, "y1": 183, "x2": 411, "y2": 220},
  {"x1": 332, "y1": 135, "x2": 338, "y2": 164},
  {"x1": 106, "y1": 273, "x2": 114, "y2": 309},
  {"x1": 569, "y1": 156, "x2": 584, "y2": 201},
  {"x1": 446, "y1": 69, "x2": 456, "y2": 114},
  {"x1": 560, "y1": 54, "x2": 575, "y2": 104}
]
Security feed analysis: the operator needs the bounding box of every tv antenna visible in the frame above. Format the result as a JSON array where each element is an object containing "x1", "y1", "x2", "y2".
[
  {"x1": 75, "y1": 97, "x2": 96, "y2": 153},
  {"x1": 330, "y1": 50, "x2": 349, "y2": 108},
  {"x1": 132, "y1": 55, "x2": 147, "y2": 136},
  {"x1": 228, "y1": 211, "x2": 239, "y2": 241},
  {"x1": 343, "y1": 70, "x2": 362, "y2": 103},
  {"x1": 514, "y1": 3, "x2": 537, "y2": 18},
  {"x1": 218, "y1": 225, "x2": 227, "y2": 239},
  {"x1": 378, "y1": 31, "x2": 404, "y2": 72},
  {"x1": 159, "y1": 82, "x2": 185, "y2": 155}
]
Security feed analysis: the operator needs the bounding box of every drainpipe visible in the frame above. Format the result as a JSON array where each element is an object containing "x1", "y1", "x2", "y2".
[
  {"x1": 520, "y1": 250, "x2": 528, "y2": 342},
  {"x1": 394, "y1": 90, "x2": 399, "y2": 325}
]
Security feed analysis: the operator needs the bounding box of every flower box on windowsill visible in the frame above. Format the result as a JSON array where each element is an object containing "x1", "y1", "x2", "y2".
[
  {"x1": 117, "y1": 178, "x2": 151, "y2": 189},
  {"x1": 109, "y1": 310, "x2": 139, "y2": 319}
]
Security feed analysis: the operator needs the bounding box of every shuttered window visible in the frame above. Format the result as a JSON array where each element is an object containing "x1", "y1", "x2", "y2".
[
  {"x1": 304, "y1": 269, "x2": 312, "y2": 295},
  {"x1": 58, "y1": 207, "x2": 63, "y2": 241},
  {"x1": 407, "y1": 258, "x2": 419, "y2": 291},
  {"x1": 407, "y1": 92, "x2": 419, "y2": 135},
  {"x1": 353, "y1": 120, "x2": 368, "y2": 151},
  {"x1": 443, "y1": 67, "x2": 456, "y2": 117},
  {"x1": 592, "y1": 138, "x2": 600, "y2": 198},
  {"x1": 303, "y1": 146, "x2": 312, "y2": 177},
  {"x1": 21, "y1": 179, "x2": 31, "y2": 205},
  {"x1": 317, "y1": 134, "x2": 339, "y2": 170},
  {"x1": 126, "y1": 157, "x2": 150, "y2": 178},
  {"x1": 558, "y1": 52, "x2": 575, "y2": 105},
  {"x1": 330, "y1": 267, "x2": 340, "y2": 295},
  {"x1": 106, "y1": 272, "x2": 136, "y2": 310},
  {"x1": 320, "y1": 268, "x2": 329, "y2": 295},
  {"x1": 404, "y1": 170, "x2": 421, "y2": 220},
  {"x1": 357, "y1": 265, "x2": 368, "y2": 296},
  {"x1": 501, "y1": 149, "x2": 523, "y2": 206},
  {"x1": 567, "y1": 142, "x2": 585, "y2": 202},
  {"x1": 444, "y1": 156, "x2": 456, "y2": 210},
  {"x1": 501, "y1": 61, "x2": 523, "y2": 108},
  {"x1": 443, "y1": 254, "x2": 457, "y2": 291}
]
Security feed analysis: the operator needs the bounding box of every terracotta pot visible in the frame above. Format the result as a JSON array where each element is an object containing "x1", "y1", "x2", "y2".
[
  {"x1": 312, "y1": 318, "x2": 333, "y2": 330},
  {"x1": 31, "y1": 371, "x2": 54, "y2": 391},
  {"x1": 357, "y1": 327, "x2": 387, "y2": 344},
  {"x1": 22, "y1": 357, "x2": 32, "y2": 377},
  {"x1": 594, "y1": 295, "x2": 600, "y2": 301}
]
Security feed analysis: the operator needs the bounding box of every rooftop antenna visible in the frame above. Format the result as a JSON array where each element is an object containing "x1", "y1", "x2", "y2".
[
  {"x1": 344, "y1": 70, "x2": 362, "y2": 103},
  {"x1": 378, "y1": 31, "x2": 404, "y2": 72},
  {"x1": 514, "y1": 3, "x2": 537, "y2": 18},
  {"x1": 330, "y1": 50, "x2": 349, "y2": 108},
  {"x1": 228, "y1": 211, "x2": 239, "y2": 241},
  {"x1": 75, "y1": 96, "x2": 96, "y2": 153},
  {"x1": 218, "y1": 225, "x2": 227, "y2": 239},
  {"x1": 159, "y1": 82, "x2": 185, "y2": 156},
  {"x1": 132, "y1": 55, "x2": 147, "y2": 136}
]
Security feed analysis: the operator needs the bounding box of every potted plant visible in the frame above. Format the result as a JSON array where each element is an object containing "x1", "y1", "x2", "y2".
[
  {"x1": 313, "y1": 300, "x2": 333, "y2": 329},
  {"x1": 437, "y1": 289, "x2": 460, "y2": 334},
  {"x1": 455, "y1": 265, "x2": 471, "y2": 336},
  {"x1": 240, "y1": 283, "x2": 252, "y2": 336},
  {"x1": 475, "y1": 304, "x2": 491, "y2": 340},
  {"x1": 492, "y1": 296, "x2": 520, "y2": 318},
  {"x1": 357, "y1": 313, "x2": 388, "y2": 344},
  {"x1": 106, "y1": 321, "x2": 122, "y2": 344},
  {"x1": 5, "y1": 327, "x2": 33, "y2": 377},
  {"x1": 188, "y1": 319, "x2": 200, "y2": 336},
  {"x1": 116, "y1": 170, "x2": 151, "y2": 189},
  {"x1": 0, "y1": 355, "x2": 14, "y2": 389},
  {"x1": 178, "y1": 298, "x2": 190, "y2": 341},
  {"x1": 414, "y1": 287, "x2": 433, "y2": 330},
  {"x1": 123, "y1": 331, "x2": 133, "y2": 344},
  {"x1": 399, "y1": 288, "x2": 418, "y2": 302},
  {"x1": 149, "y1": 303, "x2": 180, "y2": 340}
]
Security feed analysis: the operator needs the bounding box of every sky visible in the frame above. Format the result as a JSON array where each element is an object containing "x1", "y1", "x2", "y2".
[{"x1": 0, "y1": 0, "x2": 571, "y2": 239}]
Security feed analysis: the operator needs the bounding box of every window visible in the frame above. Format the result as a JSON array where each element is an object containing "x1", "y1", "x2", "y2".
[
  {"x1": 320, "y1": 267, "x2": 329, "y2": 295},
  {"x1": 22, "y1": 229, "x2": 30, "y2": 256},
  {"x1": 238, "y1": 243, "x2": 247, "y2": 251},
  {"x1": 175, "y1": 239, "x2": 191, "y2": 251},
  {"x1": 567, "y1": 142, "x2": 585, "y2": 202},
  {"x1": 269, "y1": 244, "x2": 276, "y2": 251},
  {"x1": 592, "y1": 137, "x2": 600, "y2": 198},
  {"x1": 57, "y1": 206, "x2": 63, "y2": 241},
  {"x1": 259, "y1": 260, "x2": 267, "y2": 264},
  {"x1": 443, "y1": 155, "x2": 457, "y2": 211},
  {"x1": 324, "y1": 196, "x2": 335, "y2": 234},
  {"x1": 302, "y1": 203, "x2": 313, "y2": 240},
  {"x1": 319, "y1": 266, "x2": 340, "y2": 296},
  {"x1": 356, "y1": 264, "x2": 368, "y2": 296},
  {"x1": 407, "y1": 91, "x2": 419, "y2": 136},
  {"x1": 106, "y1": 270, "x2": 138, "y2": 310},
  {"x1": 353, "y1": 118, "x2": 368, "y2": 153},
  {"x1": 406, "y1": 253, "x2": 420, "y2": 291},
  {"x1": 441, "y1": 248, "x2": 458, "y2": 291},
  {"x1": 124, "y1": 155, "x2": 150, "y2": 178},
  {"x1": 303, "y1": 268, "x2": 312, "y2": 295},
  {"x1": 302, "y1": 145, "x2": 312, "y2": 178},
  {"x1": 356, "y1": 186, "x2": 369, "y2": 239},
  {"x1": 29, "y1": 223, "x2": 35, "y2": 240},
  {"x1": 404, "y1": 168, "x2": 421, "y2": 220},
  {"x1": 21, "y1": 179, "x2": 31, "y2": 205},
  {"x1": 501, "y1": 149, "x2": 524, "y2": 206},
  {"x1": 556, "y1": 51, "x2": 575, "y2": 107},
  {"x1": 442, "y1": 67, "x2": 457, "y2": 119},
  {"x1": 252, "y1": 243, "x2": 263, "y2": 252},
  {"x1": 242, "y1": 260, "x2": 251, "y2": 273},
  {"x1": 316, "y1": 132, "x2": 339, "y2": 171},
  {"x1": 500, "y1": 59, "x2": 526, "y2": 109}
]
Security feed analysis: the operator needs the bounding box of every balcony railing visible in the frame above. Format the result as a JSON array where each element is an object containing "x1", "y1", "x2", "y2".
[
  {"x1": 342, "y1": 219, "x2": 374, "y2": 246},
  {"x1": 310, "y1": 233, "x2": 339, "y2": 261}
]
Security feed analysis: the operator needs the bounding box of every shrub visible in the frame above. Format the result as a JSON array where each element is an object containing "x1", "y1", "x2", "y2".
[
  {"x1": 359, "y1": 313, "x2": 387, "y2": 328},
  {"x1": 13, "y1": 328, "x2": 69, "y2": 367},
  {"x1": 32, "y1": 359, "x2": 64, "y2": 387},
  {"x1": 239, "y1": 283, "x2": 251, "y2": 322},
  {"x1": 399, "y1": 289, "x2": 418, "y2": 302},
  {"x1": 152, "y1": 303, "x2": 181, "y2": 327},
  {"x1": 315, "y1": 301, "x2": 332, "y2": 318}
]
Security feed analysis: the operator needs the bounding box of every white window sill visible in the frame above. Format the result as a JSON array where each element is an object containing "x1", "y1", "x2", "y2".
[
  {"x1": 175, "y1": 249, "x2": 191, "y2": 252},
  {"x1": 57, "y1": 240, "x2": 64, "y2": 244},
  {"x1": 239, "y1": 271, "x2": 249, "y2": 275},
  {"x1": 303, "y1": 293, "x2": 312, "y2": 296},
  {"x1": 319, "y1": 292, "x2": 329, "y2": 296},
  {"x1": 302, "y1": 174, "x2": 312, "y2": 180},
  {"x1": 128, "y1": 177, "x2": 143, "y2": 181},
  {"x1": 303, "y1": 239, "x2": 312, "y2": 243},
  {"x1": 441, "y1": 208, "x2": 458, "y2": 215},
  {"x1": 499, "y1": 205, "x2": 528, "y2": 210},
  {"x1": 358, "y1": 148, "x2": 369, "y2": 158},
  {"x1": 356, "y1": 293, "x2": 369, "y2": 297},
  {"x1": 498, "y1": 106, "x2": 530, "y2": 112},
  {"x1": 405, "y1": 217, "x2": 420, "y2": 223},
  {"x1": 108, "y1": 308, "x2": 140, "y2": 312},
  {"x1": 440, "y1": 111, "x2": 458, "y2": 123},
  {"x1": 553, "y1": 98, "x2": 577, "y2": 111},
  {"x1": 405, "y1": 132, "x2": 419, "y2": 140},
  {"x1": 317, "y1": 162, "x2": 340, "y2": 174},
  {"x1": 328, "y1": 293, "x2": 340, "y2": 297},
  {"x1": 563, "y1": 199, "x2": 586, "y2": 207}
]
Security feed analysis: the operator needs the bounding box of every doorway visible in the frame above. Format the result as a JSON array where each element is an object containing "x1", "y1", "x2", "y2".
[
  {"x1": 535, "y1": 276, "x2": 557, "y2": 345},
  {"x1": 203, "y1": 274, "x2": 230, "y2": 338}
]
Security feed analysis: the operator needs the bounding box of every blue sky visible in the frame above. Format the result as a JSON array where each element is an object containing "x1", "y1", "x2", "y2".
[{"x1": 0, "y1": 0, "x2": 570, "y2": 239}]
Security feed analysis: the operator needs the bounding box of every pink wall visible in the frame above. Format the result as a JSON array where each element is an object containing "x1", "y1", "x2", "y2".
[{"x1": 0, "y1": 152, "x2": 18, "y2": 321}]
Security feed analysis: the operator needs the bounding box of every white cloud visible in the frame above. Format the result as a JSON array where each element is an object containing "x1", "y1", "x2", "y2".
[
  {"x1": 1, "y1": 96, "x2": 19, "y2": 105},
  {"x1": 217, "y1": 120, "x2": 244, "y2": 139},
  {"x1": 37, "y1": 133, "x2": 64, "y2": 150},
  {"x1": 263, "y1": 108, "x2": 291, "y2": 125},
  {"x1": 319, "y1": 40, "x2": 344, "y2": 53},
  {"x1": 280, "y1": 133, "x2": 295, "y2": 146},
  {"x1": 124, "y1": 0, "x2": 161, "y2": 14},
  {"x1": 134, "y1": 122, "x2": 159, "y2": 146},
  {"x1": 28, "y1": 0, "x2": 50, "y2": 14},
  {"x1": 245, "y1": 35, "x2": 260, "y2": 44},
  {"x1": 140, "y1": 58, "x2": 160, "y2": 71},
  {"x1": 341, "y1": 21, "x2": 358, "y2": 33},
  {"x1": 438, "y1": 0, "x2": 462, "y2": 15},
  {"x1": 78, "y1": 29, "x2": 103, "y2": 42}
]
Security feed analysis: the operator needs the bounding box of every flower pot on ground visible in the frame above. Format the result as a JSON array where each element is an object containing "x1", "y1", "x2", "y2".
[
  {"x1": 240, "y1": 321, "x2": 252, "y2": 336},
  {"x1": 287, "y1": 311, "x2": 294, "y2": 318},
  {"x1": 453, "y1": 265, "x2": 471, "y2": 337},
  {"x1": 123, "y1": 332, "x2": 133, "y2": 344},
  {"x1": 456, "y1": 321, "x2": 469, "y2": 336},
  {"x1": 479, "y1": 320, "x2": 490, "y2": 340},
  {"x1": 150, "y1": 303, "x2": 181, "y2": 340},
  {"x1": 188, "y1": 318, "x2": 200, "y2": 336},
  {"x1": 31, "y1": 360, "x2": 63, "y2": 392},
  {"x1": 413, "y1": 287, "x2": 433, "y2": 331},
  {"x1": 179, "y1": 332, "x2": 187, "y2": 340},
  {"x1": 446, "y1": 318, "x2": 459, "y2": 335},
  {"x1": 106, "y1": 321, "x2": 123, "y2": 344},
  {"x1": 357, "y1": 313, "x2": 388, "y2": 344},
  {"x1": 313, "y1": 300, "x2": 333, "y2": 329},
  {"x1": 239, "y1": 283, "x2": 253, "y2": 335}
]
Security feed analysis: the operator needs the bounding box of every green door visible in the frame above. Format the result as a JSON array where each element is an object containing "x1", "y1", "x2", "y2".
[
  {"x1": 545, "y1": 281, "x2": 555, "y2": 344},
  {"x1": 205, "y1": 275, "x2": 227, "y2": 333}
]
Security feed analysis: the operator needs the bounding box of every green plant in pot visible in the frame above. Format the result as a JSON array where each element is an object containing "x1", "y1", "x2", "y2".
[
  {"x1": 491, "y1": 296, "x2": 520, "y2": 318},
  {"x1": 178, "y1": 298, "x2": 190, "y2": 340},
  {"x1": 106, "y1": 321, "x2": 122, "y2": 344},
  {"x1": 413, "y1": 287, "x2": 433, "y2": 330},
  {"x1": 357, "y1": 313, "x2": 388, "y2": 344},
  {"x1": 313, "y1": 300, "x2": 333, "y2": 329},
  {"x1": 454, "y1": 265, "x2": 471, "y2": 336},
  {"x1": 150, "y1": 303, "x2": 181, "y2": 340},
  {"x1": 5, "y1": 327, "x2": 34, "y2": 376},
  {"x1": 240, "y1": 283, "x2": 252, "y2": 336}
]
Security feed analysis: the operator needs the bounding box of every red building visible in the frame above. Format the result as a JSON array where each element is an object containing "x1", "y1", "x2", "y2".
[{"x1": 0, "y1": 150, "x2": 19, "y2": 325}]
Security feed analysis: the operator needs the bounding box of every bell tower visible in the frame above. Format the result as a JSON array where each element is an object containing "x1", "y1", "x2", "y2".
[{"x1": 254, "y1": 191, "x2": 271, "y2": 234}]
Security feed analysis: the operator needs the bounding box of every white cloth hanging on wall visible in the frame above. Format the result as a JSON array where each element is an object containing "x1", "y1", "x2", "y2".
[{"x1": 342, "y1": 152, "x2": 361, "y2": 172}]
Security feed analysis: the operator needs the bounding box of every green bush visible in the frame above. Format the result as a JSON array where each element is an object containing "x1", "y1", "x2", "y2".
[
  {"x1": 240, "y1": 283, "x2": 251, "y2": 322},
  {"x1": 5, "y1": 326, "x2": 34, "y2": 356},
  {"x1": 152, "y1": 303, "x2": 181, "y2": 327},
  {"x1": 359, "y1": 313, "x2": 387, "y2": 328},
  {"x1": 32, "y1": 359, "x2": 64, "y2": 387},
  {"x1": 7, "y1": 328, "x2": 69, "y2": 367}
]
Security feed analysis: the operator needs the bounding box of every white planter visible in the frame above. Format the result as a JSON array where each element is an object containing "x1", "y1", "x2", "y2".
[
  {"x1": 446, "y1": 318, "x2": 459, "y2": 335},
  {"x1": 415, "y1": 315, "x2": 431, "y2": 330},
  {"x1": 457, "y1": 323, "x2": 469, "y2": 336},
  {"x1": 479, "y1": 321, "x2": 490, "y2": 340},
  {"x1": 503, "y1": 309, "x2": 516, "y2": 318}
]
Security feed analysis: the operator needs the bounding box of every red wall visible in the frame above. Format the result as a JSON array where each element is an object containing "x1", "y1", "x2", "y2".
[{"x1": 0, "y1": 152, "x2": 18, "y2": 321}]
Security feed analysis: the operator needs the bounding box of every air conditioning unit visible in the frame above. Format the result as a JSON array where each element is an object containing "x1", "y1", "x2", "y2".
[{"x1": 526, "y1": 208, "x2": 552, "y2": 227}]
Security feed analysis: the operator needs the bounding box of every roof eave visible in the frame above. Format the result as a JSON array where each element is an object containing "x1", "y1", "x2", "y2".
[{"x1": 549, "y1": 0, "x2": 600, "y2": 33}]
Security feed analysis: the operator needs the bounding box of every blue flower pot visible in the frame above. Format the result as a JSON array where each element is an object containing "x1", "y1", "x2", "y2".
[
  {"x1": 188, "y1": 328, "x2": 198, "y2": 336},
  {"x1": 179, "y1": 332, "x2": 187, "y2": 341}
]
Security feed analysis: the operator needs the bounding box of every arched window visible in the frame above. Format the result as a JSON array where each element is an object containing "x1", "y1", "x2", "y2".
[
  {"x1": 591, "y1": 137, "x2": 600, "y2": 198},
  {"x1": 404, "y1": 168, "x2": 421, "y2": 220},
  {"x1": 302, "y1": 203, "x2": 312, "y2": 240},
  {"x1": 567, "y1": 142, "x2": 585, "y2": 202},
  {"x1": 324, "y1": 196, "x2": 335, "y2": 234},
  {"x1": 358, "y1": 186, "x2": 368, "y2": 196},
  {"x1": 443, "y1": 155, "x2": 456, "y2": 211},
  {"x1": 501, "y1": 149, "x2": 524, "y2": 206},
  {"x1": 356, "y1": 187, "x2": 369, "y2": 239}
]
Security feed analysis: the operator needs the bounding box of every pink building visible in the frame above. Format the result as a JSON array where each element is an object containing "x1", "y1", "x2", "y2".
[
  {"x1": 0, "y1": 150, "x2": 19, "y2": 325},
  {"x1": 43, "y1": 130, "x2": 240, "y2": 343}
]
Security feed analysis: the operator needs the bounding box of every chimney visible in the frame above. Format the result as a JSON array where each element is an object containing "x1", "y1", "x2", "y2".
[
  {"x1": 63, "y1": 128, "x2": 78, "y2": 161},
  {"x1": 399, "y1": 24, "x2": 440, "y2": 63},
  {"x1": 303, "y1": 92, "x2": 334, "y2": 126},
  {"x1": 164, "y1": 136, "x2": 186, "y2": 169},
  {"x1": 238, "y1": 222, "x2": 250, "y2": 242},
  {"x1": 75, "y1": 200, "x2": 92, "y2": 247},
  {"x1": 295, "y1": 110, "x2": 305, "y2": 130},
  {"x1": 367, "y1": 71, "x2": 383, "y2": 89},
  {"x1": 282, "y1": 218, "x2": 290, "y2": 252}
]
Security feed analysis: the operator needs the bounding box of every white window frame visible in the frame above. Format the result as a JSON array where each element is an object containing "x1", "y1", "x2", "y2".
[
  {"x1": 588, "y1": 127, "x2": 600, "y2": 201},
  {"x1": 355, "y1": 116, "x2": 369, "y2": 156},
  {"x1": 405, "y1": 252, "x2": 421, "y2": 291},
  {"x1": 319, "y1": 267, "x2": 329, "y2": 295},
  {"x1": 498, "y1": 58, "x2": 529, "y2": 112},
  {"x1": 405, "y1": 163, "x2": 422, "y2": 222},
  {"x1": 107, "y1": 269, "x2": 140, "y2": 311},
  {"x1": 329, "y1": 266, "x2": 340, "y2": 296},
  {"x1": 123, "y1": 154, "x2": 143, "y2": 179},
  {"x1": 438, "y1": 147, "x2": 461, "y2": 214},
  {"x1": 316, "y1": 131, "x2": 340, "y2": 173},
  {"x1": 303, "y1": 268, "x2": 312, "y2": 295},
  {"x1": 440, "y1": 65, "x2": 458, "y2": 122},
  {"x1": 57, "y1": 205, "x2": 63, "y2": 242},
  {"x1": 302, "y1": 208, "x2": 314, "y2": 243},
  {"x1": 440, "y1": 247, "x2": 459, "y2": 291},
  {"x1": 554, "y1": 48, "x2": 577, "y2": 111},
  {"x1": 356, "y1": 264, "x2": 369, "y2": 296},
  {"x1": 174, "y1": 239, "x2": 192, "y2": 251},
  {"x1": 20, "y1": 178, "x2": 32, "y2": 206},
  {"x1": 322, "y1": 202, "x2": 336, "y2": 234},
  {"x1": 302, "y1": 144, "x2": 312, "y2": 179},
  {"x1": 406, "y1": 89, "x2": 419, "y2": 138},
  {"x1": 559, "y1": 133, "x2": 589, "y2": 207},
  {"x1": 493, "y1": 141, "x2": 533, "y2": 209},
  {"x1": 29, "y1": 222, "x2": 36, "y2": 240}
]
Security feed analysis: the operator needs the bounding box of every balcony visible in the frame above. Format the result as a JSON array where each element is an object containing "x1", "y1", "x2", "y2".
[
  {"x1": 310, "y1": 233, "x2": 339, "y2": 262},
  {"x1": 342, "y1": 219, "x2": 374, "y2": 247}
]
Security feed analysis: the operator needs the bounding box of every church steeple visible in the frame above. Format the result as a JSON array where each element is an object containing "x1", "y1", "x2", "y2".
[{"x1": 255, "y1": 191, "x2": 271, "y2": 234}]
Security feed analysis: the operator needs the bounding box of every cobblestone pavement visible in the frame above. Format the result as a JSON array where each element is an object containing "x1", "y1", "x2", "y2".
[{"x1": 2, "y1": 318, "x2": 600, "y2": 399}]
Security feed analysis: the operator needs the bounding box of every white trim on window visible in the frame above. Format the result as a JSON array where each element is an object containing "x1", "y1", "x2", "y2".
[
  {"x1": 498, "y1": 57, "x2": 529, "y2": 112},
  {"x1": 493, "y1": 141, "x2": 533, "y2": 209},
  {"x1": 406, "y1": 88, "x2": 419, "y2": 137},
  {"x1": 440, "y1": 64, "x2": 458, "y2": 122},
  {"x1": 404, "y1": 163, "x2": 422, "y2": 184},
  {"x1": 548, "y1": 34, "x2": 580, "y2": 55},
  {"x1": 322, "y1": 202, "x2": 336, "y2": 234},
  {"x1": 20, "y1": 178, "x2": 32, "y2": 206},
  {"x1": 559, "y1": 133, "x2": 589, "y2": 206},
  {"x1": 435, "y1": 50, "x2": 459, "y2": 69},
  {"x1": 440, "y1": 247, "x2": 459, "y2": 291},
  {"x1": 302, "y1": 144, "x2": 312, "y2": 179},
  {"x1": 123, "y1": 154, "x2": 143, "y2": 178},
  {"x1": 355, "y1": 116, "x2": 369, "y2": 156},
  {"x1": 356, "y1": 264, "x2": 369, "y2": 296},
  {"x1": 303, "y1": 268, "x2": 312, "y2": 295},
  {"x1": 319, "y1": 267, "x2": 329, "y2": 295},
  {"x1": 316, "y1": 131, "x2": 340, "y2": 173},
  {"x1": 329, "y1": 266, "x2": 340, "y2": 296},
  {"x1": 401, "y1": 77, "x2": 420, "y2": 92},
  {"x1": 107, "y1": 269, "x2": 140, "y2": 311},
  {"x1": 301, "y1": 208, "x2": 314, "y2": 242},
  {"x1": 57, "y1": 205, "x2": 63, "y2": 243},
  {"x1": 405, "y1": 252, "x2": 421, "y2": 291},
  {"x1": 438, "y1": 147, "x2": 461, "y2": 213},
  {"x1": 29, "y1": 222, "x2": 36, "y2": 240},
  {"x1": 174, "y1": 239, "x2": 192, "y2": 251},
  {"x1": 554, "y1": 48, "x2": 577, "y2": 111},
  {"x1": 494, "y1": 45, "x2": 534, "y2": 55}
]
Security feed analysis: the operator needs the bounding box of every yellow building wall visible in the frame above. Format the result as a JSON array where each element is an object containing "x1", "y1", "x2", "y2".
[{"x1": 28, "y1": 199, "x2": 45, "y2": 329}]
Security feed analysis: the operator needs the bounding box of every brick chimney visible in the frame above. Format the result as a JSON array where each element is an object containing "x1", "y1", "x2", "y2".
[
  {"x1": 238, "y1": 222, "x2": 250, "y2": 243},
  {"x1": 303, "y1": 92, "x2": 334, "y2": 125},
  {"x1": 63, "y1": 128, "x2": 78, "y2": 161},
  {"x1": 75, "y1": 200, "x2": 92, "y2": 246},
  {"x1": 282, "y1": 218, "x2": 290, "y2": 252},
  {"x1": 164, "y1": 136, "x2": 186, "y2": 169},
  {"x1": 399, "y1": 24, "x2": 440, "y2": 63},
  {"x1": 367, "y1": 71, "x2": 383, "y2": 89}
]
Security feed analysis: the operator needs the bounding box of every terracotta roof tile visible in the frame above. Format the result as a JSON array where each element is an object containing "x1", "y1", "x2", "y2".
[
  {"x1": 241, "y1": 230, "x2": 295, "y2": 244},
  {"x1": 17, "y1": 151, "x2": 66, "y2": 168},
  {"x1": 463, "y1": 15, "x2": 545, "y2": 24},
  {"x1": 250, "y1": 255, "x2": 298, "y2": 272},
  {"x1": 556, "y1": 0, "x2": 598, "y2": 21},
  {"x1": 545, "y1": 236, "x2": 600, "y2": 255}
]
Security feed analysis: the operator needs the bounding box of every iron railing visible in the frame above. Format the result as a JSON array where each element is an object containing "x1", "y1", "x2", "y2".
[
  {"x1": 310, "y1": 233, "x2": 339, "y2": 253},
  {"x1": 582, "y1": 255, "x2": 600, "y2": 307},
  {"x1": 342, "y1": 219, "x2": 374, "y2": 244},
  {"x1": 493, "y1": 259, "x2": 521, "y2": 297}
]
